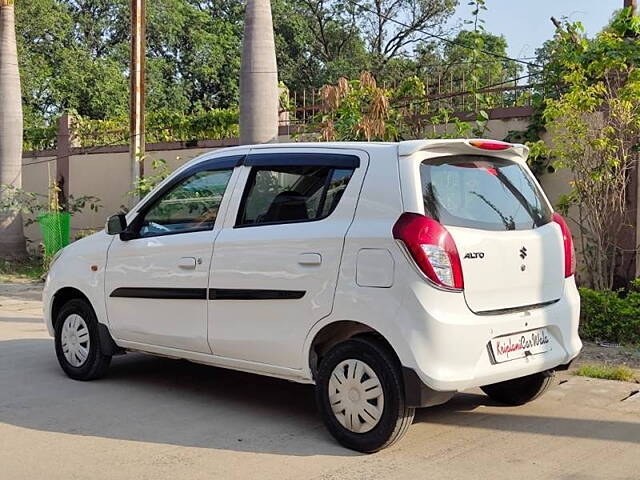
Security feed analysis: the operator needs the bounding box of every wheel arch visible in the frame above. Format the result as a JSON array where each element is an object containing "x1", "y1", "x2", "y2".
[
  {"x1": 306, "y1": 319, "x2": 456, "y2": 408},
  {"x1": 51, "y1": 286, "x2": 121, "y2": 356},
  {"x1": 306, "y1": 320, "x2": 400, "y2": 381},
  {"x1": 51, "y1": 286, "x2": 92, "y2": 330}
]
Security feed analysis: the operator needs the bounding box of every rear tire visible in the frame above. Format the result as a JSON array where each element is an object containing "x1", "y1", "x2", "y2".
[
  {"x1": 481, "y1": 370, "x2": 554, "y2": 406},
  {"x1": 54, "y1": 298, "x2": 112, "y2": 381},
  {"x1": 315, "y1": 337, "x2": 415, "y2": 453}
]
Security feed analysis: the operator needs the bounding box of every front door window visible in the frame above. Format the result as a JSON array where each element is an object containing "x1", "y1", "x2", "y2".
[{"x1": 139, "y1": 169, "x2": 233, "y2": 237}]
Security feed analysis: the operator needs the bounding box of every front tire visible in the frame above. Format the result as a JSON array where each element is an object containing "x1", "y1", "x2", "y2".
[
  {"x1": 54, "y1": 298, "x2": 112, "y2": 380},
  {"x1": 315, "y1": 337, "x2": 415, "y2": 453},
  {"x1": 481, "y1": 370, "x2": 554, "y2": 406}
]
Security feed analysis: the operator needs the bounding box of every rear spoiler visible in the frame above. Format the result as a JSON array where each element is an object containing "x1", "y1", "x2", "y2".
[{"x1": 398, "y1": 139, "x2": 529, "y2": 161}]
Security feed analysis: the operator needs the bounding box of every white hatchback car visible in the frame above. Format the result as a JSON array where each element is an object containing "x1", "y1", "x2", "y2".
[{"x1": 44, "y1": 139, "x2": 582, "y2": 452}]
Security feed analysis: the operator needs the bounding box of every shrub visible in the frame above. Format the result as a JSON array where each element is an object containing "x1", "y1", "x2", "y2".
[
  {"x1": 23, "y1": 125, "x2": 57, "y2": 151},
  {"x1": 24, "y1": 108, "x2": 240, "y2": 151},
  {"x1": 579, "y1": 285, "x2": 640, "y2": 345}
]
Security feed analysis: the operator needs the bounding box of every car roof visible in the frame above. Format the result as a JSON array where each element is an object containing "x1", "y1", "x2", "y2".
[
  {"x1": 186, "y1": 139, "x2": 529, "y2": 173},
  {"x1": 205, "y1": 139, "x2": 526, "y2": 155}
]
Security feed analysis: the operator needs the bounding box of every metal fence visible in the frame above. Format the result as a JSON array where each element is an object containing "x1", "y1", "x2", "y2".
[{"x1": 282, "y1": 74, "x2": 538, "y2": 127}]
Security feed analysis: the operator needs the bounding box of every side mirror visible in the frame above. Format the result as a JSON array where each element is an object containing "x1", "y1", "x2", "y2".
[{"x1": 106, "y1": 214, "x2": 127, "y2": 235}]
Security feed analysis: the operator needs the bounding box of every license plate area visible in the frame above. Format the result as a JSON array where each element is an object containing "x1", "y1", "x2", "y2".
[{"x1": 489, "y1": 328, "x2": 552, "y2": 364}]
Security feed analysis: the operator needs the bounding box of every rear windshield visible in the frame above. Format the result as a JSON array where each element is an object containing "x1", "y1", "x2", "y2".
[{"x1": 420, "y1": 156, "x2": 552, "y2": 231}]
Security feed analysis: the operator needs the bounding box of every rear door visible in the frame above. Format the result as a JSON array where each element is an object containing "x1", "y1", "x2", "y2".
[
  {"x1": 418, "y1": 155, "x2": 564, "y2": 313},
  {"x1": 208, "y1": 149, "x2": 368, "y2": 369}
]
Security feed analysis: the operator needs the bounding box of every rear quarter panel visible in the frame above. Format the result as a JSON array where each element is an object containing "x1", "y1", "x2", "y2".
[{"x1": 302, "y1": 145, "x2": 422, "y2": 375}]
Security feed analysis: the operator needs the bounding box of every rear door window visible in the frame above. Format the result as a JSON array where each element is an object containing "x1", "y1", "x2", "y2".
[
  {"x1": 420, "y1": 156, "x2": 551, "y2": 231},
  {"x1": 237, "y1": 165, "x2": 354, "y2": 227}
]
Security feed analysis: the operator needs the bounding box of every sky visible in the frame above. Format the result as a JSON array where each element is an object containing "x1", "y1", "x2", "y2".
[{"x1": 447, "y1": 0, "x2": 623, "y2": 60}]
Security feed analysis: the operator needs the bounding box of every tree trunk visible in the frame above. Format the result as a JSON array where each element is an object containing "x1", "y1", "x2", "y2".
[
  {"x1": 0, "y1": 1, "x2": 26, "y2": 259},
  {"x1": 239, "y1": 0, "x2": 279, "y2": 145}
]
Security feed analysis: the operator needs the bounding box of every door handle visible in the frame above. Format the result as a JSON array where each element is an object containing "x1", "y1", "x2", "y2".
[
  {"x1": 178, "y1": 257, "x2": 197, "y2": 270},
  {"x1": 298, "y1": 253, "x2": 322, "y2": 266}
]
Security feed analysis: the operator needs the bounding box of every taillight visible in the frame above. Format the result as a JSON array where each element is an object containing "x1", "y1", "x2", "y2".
[
  {"x1": 393, "y1": 213, "x2": 464, "y2": 290},
  {"x1": 468, "y1": 140, "x2": 511, "y2": 151},
  {"x1": 552, "y1": 213, "x2": 576, "y2": 277}
]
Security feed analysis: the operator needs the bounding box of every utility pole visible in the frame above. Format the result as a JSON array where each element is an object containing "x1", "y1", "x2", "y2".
[{"x1": 130, "y1": 0, "x2": 145, "y2": 202}]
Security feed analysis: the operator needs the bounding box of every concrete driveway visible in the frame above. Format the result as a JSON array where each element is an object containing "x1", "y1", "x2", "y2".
[{"x1": 1, "y1": 284, "x2": 639, "y2": 480}]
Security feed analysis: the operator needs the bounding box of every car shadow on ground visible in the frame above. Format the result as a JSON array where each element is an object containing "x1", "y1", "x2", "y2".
[
  {"x1": 1, "y1": 338, "x2": 638, "y2": 457},
  {"x1": 415, "y1": 393, "x2": 639, "y2": 445},
  {"x1": 0, "y1": 338, "x2": 357, "y2": 457}
]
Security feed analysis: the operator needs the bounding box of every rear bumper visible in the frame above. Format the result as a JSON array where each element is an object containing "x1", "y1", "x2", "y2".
[{"x1": 400, "y1": 277, "x2": 582, "y2": 393}]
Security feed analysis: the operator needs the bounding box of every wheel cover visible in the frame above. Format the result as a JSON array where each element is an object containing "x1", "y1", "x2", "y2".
[
  {"x1": 61, "y1": 314, "x2": 91, "y2": 367},
  {"x1": 328, "y1": 359, "x2": 384, "y2": 433}
]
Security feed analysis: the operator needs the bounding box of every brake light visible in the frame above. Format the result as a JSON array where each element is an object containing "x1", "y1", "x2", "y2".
[
  {"x1": 469, "y1": 140, "x2": 511, "y2": 151},
  {"x1": 393, "y1": 213, "x2": 464, "y2": 290},
  {"x1": 552, "y1": 213, "x2": 576, "y2": 277}
]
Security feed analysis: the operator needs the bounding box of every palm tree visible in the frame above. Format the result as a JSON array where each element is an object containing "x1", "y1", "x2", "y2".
[
  {"x1": 0, "y1": 0, "x2": 26, "y2": 259},
  {"x1": 239, "y1": 0, "x2": 279, "y2": 145}
]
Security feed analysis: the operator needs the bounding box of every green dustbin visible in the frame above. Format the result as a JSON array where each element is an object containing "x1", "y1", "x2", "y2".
[{"x1": 37, "y1": 212, "x2": 71, "y2": 257}]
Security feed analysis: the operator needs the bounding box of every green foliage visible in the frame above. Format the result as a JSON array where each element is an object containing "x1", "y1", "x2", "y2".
[
  {"x1": 423, "y1": 107, "x2": 473, "y2": 139},
  {"x1": 0, "y1": 184, "x2": 101, "y2": 227},
  {"x1": 575, "y1": 364, "x2": 636, "y2": 382},
  {"x1": 17, "y1": 0, "x2": 462, "y2": 130},
  {"x1": 0, "y1": 257, "x2": 46, "y2": 283},
  {"x1": 15, "y1": 0, "x2": 243, "y2": 126},
  {"x1": 272, "y1": 0, "x2": 370, "y2": 92},
  {"x1": 447, "y1": 31, "x2": 519, "y2": 88},
  {"x1": 537, "y1": 8, "x2": 640, "y2": 289},
  {"x1": 11, "y1": 0, "x2": 375, "y2": 128},
  {"x1": 131, "y1": 157, "x2": 173, "y2": 200},
  {"x1": 415, "y1": 3, "x2": 513, "y2": 137},
  {"x1": 24, "y1": 108, "x2": 240, "y2": 151},
  {"x1": 308, "y1": 67, "x2": 499, "y2": 143},
  {"x1": 579, "y1": 285, "x2": 640, "y2": 345},
  {"x1": 16, "y1": 0, "x2": 129, "y2": 125},
  {"x1": 23, "y1": 125, "x2": 57, "y2": 151},
  {"x1": 502, "y1": 105, "x2": 553, "y2": 178},
  {"x1": 308, "y1": 73, "x2": 402, "y2": 142}
]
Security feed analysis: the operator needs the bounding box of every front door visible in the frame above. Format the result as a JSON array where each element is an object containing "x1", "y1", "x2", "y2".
[
  {"x1": 105, "y1": 160, "x2": 238, "y2": 353},
  {"x1": 208, "y1": 149, "x2": 368, "y2": 369}
]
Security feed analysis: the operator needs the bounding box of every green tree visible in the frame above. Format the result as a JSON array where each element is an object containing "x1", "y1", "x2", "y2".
[
  {"x1": 414, "y1": 30, "x2": 522, "y2": 112},
  {"x1": 292, "y1": 0, "x2": 458, "y2": 79},
  {"x1": 16, "y1": 0, "x2": 244, "y2": 127},
  {"x1": 356, "y1": 0, "x2": 457, "y2": 74},
  {"x1": 542, "y1": 8, "x2": 640, "y2": 289},
  {"x1": 272, "y1": 0, "x2": 370, "y2": 91}
]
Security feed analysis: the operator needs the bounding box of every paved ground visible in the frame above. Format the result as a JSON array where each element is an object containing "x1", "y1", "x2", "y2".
[{"x1": 1, "y1": 284, "x2": 639, "y2": 480}]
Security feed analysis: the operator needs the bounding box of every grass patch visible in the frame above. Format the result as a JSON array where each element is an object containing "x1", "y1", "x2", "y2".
[
  {"x1": 0, "y1": 257, "x2": 46, "y2": 283},
  {"x1": 575, "y1": 364, "x2": 637, "y2": 382}
]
